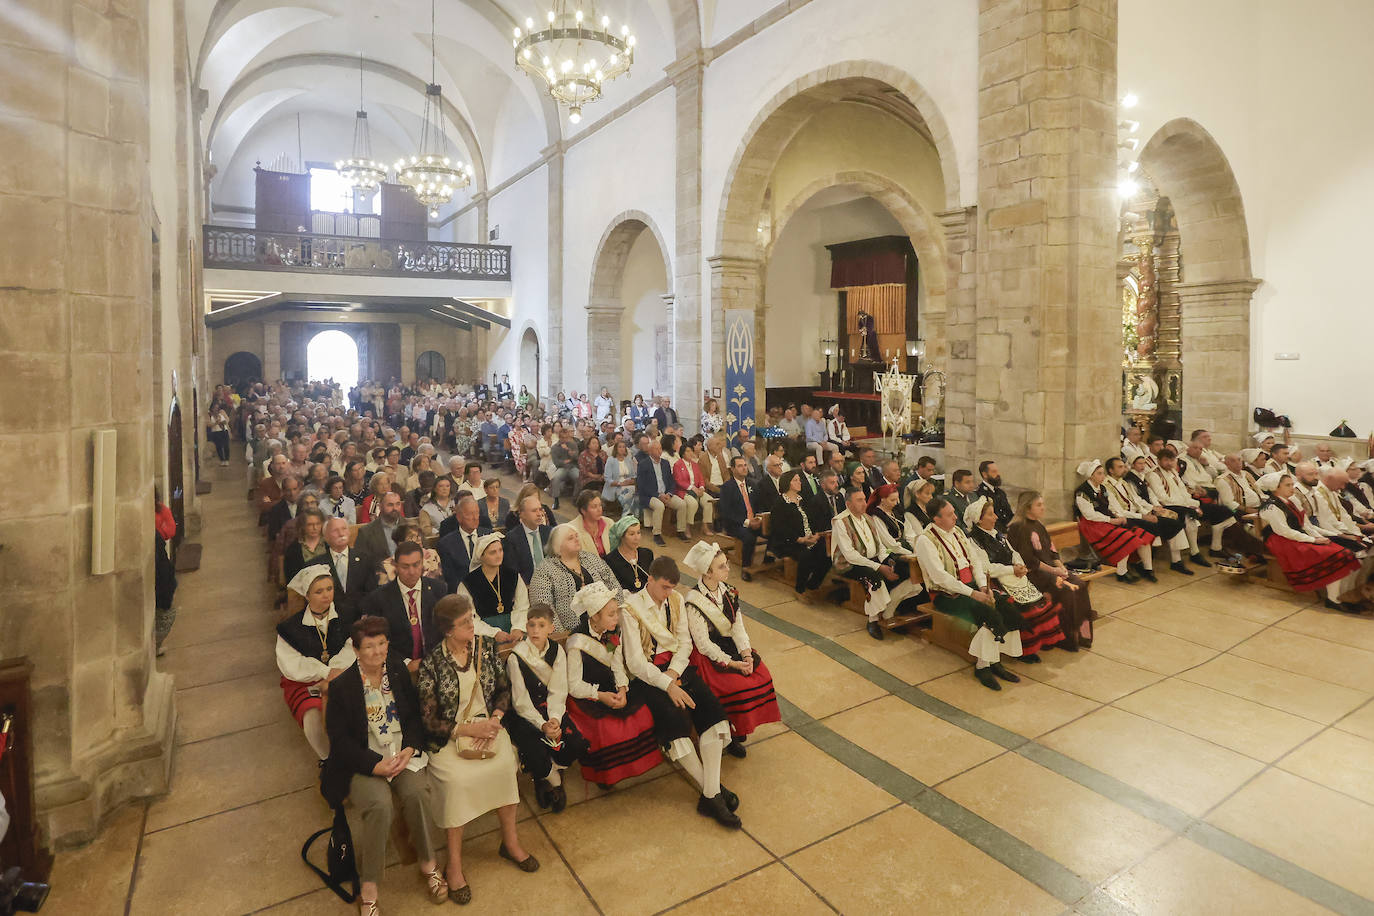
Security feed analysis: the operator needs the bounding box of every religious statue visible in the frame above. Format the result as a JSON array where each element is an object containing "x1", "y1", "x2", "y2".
[
  {"x1": 875, "y1": 358, "x2": 916, "y2": 446},
  {"x1": 1130, "y1": 374, "x2": 1158, "y2": 411},
  {"x1": 855, "y1": 310, "x2": 881, "y2": 364}
]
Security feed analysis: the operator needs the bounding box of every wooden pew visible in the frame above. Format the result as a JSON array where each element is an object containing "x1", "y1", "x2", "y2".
[{"x1": 1045, "y1": 520, "x2": 1119, "y2": 582}]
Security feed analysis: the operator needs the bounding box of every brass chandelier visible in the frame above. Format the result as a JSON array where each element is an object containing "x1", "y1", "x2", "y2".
[
  {"x1": 513, "y1": 2, "x2": 635, "y2": 124},
  {"x1": 335, "y1": 57, "x2": 386, "y2": 193},
  {"x1": 396, "y1": 0, "x2": 473, "y2": 218}
]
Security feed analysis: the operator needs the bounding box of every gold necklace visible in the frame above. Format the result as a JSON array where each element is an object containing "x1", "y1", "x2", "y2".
[
  {"x1": 310, "y1": 610, "x2": 330, "y2": 661},
  {"x1": 484, "y1": 568, "x2": 505, "y2": 616}
]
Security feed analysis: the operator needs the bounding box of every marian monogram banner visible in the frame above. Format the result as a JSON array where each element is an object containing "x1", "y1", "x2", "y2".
[{"x1": 724, "y1": 309, "x2": 755, "y2": 436}]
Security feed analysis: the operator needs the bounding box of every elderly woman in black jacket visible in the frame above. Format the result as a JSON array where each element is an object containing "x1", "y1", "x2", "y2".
[{"x1": 323, "y1": 615, "x2": 447, "y2": 915}]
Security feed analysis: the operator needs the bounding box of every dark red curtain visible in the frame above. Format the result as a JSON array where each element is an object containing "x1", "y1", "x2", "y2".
[{"x1": 830, "y1": 249, "x2": 907, "y2": 288}]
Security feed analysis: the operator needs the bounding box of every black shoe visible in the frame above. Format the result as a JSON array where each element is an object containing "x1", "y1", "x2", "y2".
[
  {"x1": 533, "y1": 777, "x2": 554, "y2": 810},
  {"x1": 989, "y1": 662, "x2": 1021, "y2": 683},
  {"x1": 741, "y1": 570, "x2": 753, "y2": 582},
  {"x1": 499, "y1": 843, "x2": 541, "y2": 873},
  {"x1": 550, "y1": 784, "x2": 568, "y2": 813},
  {"x1": 1115, "y1": 572, "x2": 1137, "y2": 584},
  {"x1": 1021, "y1": 653, "x2": 1041, "y2": 664},
  {"x1": 866, "y1": 621, "x2": 884, "y2": 640},
  {"x1": 1170, "y1": 561, "x2": 1195, "y2": 576},
  {"x1": 1340, "y1": 602, "x2": 1365, "y2": 615},
  {"x1": 1139, "y1": 569, "x2": 1158, "y2": 583},
  {"x1": 719, "y1": 784, "x2": 740, "y2": 812},
  {"x1": 726, "y1": 739, "x2": 747, "y2": 759},
  {"x1": 1208, "y1": 548, "x2": 1232, "y2": 559},
  {"x1": 552, "y1": 498, "x2": 560, "y2": 510},
  {"x1": 653, "y1": 534, "x2": 667, "y2": 547},
  {"x1": 1190, "y1": 553, "x2": 1212, "y2": 568},
  {"x1": 697, "y1": 792, "x2": 742, "y2": 828},
  {"x1": 974, "y1": 668, "x2": 1002, "y2": 691}
]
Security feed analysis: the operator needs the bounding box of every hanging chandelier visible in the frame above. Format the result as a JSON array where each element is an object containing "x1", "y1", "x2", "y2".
[
  {"x1": 396, "y1": 0, "x2": 473, "y2": 218},
  {"x1": 335, "y1": 57, "x2": 386, "y2": 193},
  {"x1": 513, "y1": 2, "x2": 635, "y2": 124}
]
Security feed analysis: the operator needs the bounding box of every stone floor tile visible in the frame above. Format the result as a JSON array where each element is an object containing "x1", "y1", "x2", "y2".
[
  {"x1": 175, "y1": 671, "x2": 285, "y2": 745},
  {"x1": 1230, "y1": 628, "x2": 1374, "y2": 692},
  {"x1": 1276, "y1": 606, "x2": 1374, "y2": 653},
  {"x1": 1178, "y1": 654, "x2": 1368, "y2": 724},
  {"x1": 1089, "y1": 618, "x2": 1219, "y2": 675},
  {"x1": 763, "y1": 644, "x2": 887, "y2": 719},
  {"x1": 1334, "y1": 700, "x2": 1374, "y2": 741},
  {"x1": 1015, "y1": 647, "x2": 1163, "y2": 703},
  {"x1": 1114, "y1": 596, "x2": 1267, "y2": 650},
  {"x1": 43, "y1": 802, "x2": 143, "y2": 916},
  {"x1": 760, "y1": 599, "x2": 867, "y2": 639},
  {"x1": 823, "y1": 695, "x2": 1004, "y2": 786},
  {"x1": 831, "y1": 628, "x2": 970, "y2": 685},
  {"x1": 1277, "y1": 727, "x2": 1374, "y2": 806},
  {"x1": 663, "y1": 862, "x2": 834, "y2": 915},
  {"x1": 921, "y1": 668, "x2": 1100, "y2": 738}
]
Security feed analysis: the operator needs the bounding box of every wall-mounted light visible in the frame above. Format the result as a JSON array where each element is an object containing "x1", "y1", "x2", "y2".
[{"x1": 907, "y1": 338, "x2": 925, "y2": 359}]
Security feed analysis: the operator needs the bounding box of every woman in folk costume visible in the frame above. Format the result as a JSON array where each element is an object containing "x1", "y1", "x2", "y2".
[
  {"x1": 682, "y1": 541, "x2": 782, "y2": 756},
  {"x1": 914, "y1": 498, "x2": 1023, "y2": 691},
  {"x1": 621, "y1": 555, "x2": 741, "y2": 828},
  {"x1": 455, "y1": 532, "x2": 529, "y2": 636},
  {"x1": 1256, "y1": 473, "x2": 1363, "y2": 611},
  {"x1": 965, "y1": 498, "x2": 1064, "y2": 662},
  {"x1": 504, "y1": 604, "x2": 589, "y2": 814},
  {"x1": 1007, "y1": 491, "x2": 1096, "y2": 650},
  {"x1": 603, "y1": 516, "x2": 655, "y2": 594},
  {"x1": 275, "y1": 568, "x2": 357, "y2": 759},
  {"x1": 905, "y1": 478, "x2": 938, "y2": 543},
  {"x1": 563, "y1": 582, "x2": 664, "y2": 788},
  {"x1": 867, "y1": 483, "x2": 913, "y2": 552},
  {"x1": 1073, "y1": 459, "x2": 1158, "y2": 584},
  {"x1": 1125, "y1": 455, "x2": 1154, "y2": 503}
]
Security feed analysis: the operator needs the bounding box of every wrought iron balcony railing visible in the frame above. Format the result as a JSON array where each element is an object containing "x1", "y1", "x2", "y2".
[{"x1": 202, "y1": 225, "x2": 511, "y2": 281}]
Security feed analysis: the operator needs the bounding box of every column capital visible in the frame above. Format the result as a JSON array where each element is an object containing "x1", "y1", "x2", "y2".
[
  {"x1": 705, "y1": 254, "x2": 762, "y2": 272},
  {"x1": 585, "y1": 303, "x2": 623, "y2": 318},
  {"x1": 540, "y1": 140, "x2": 567, "y2": 160},
  {"x1": 1175, "y1": 278, "x2": 1263, "y2": 300},
  {"x1": 665, "y1": 51, "x2": 708, "y2": 87},
  {"x1": 935, "y1": 206, "x2": 976, "y2": 237}
]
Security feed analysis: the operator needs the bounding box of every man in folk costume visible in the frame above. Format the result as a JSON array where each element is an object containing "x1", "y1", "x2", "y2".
[
  {"x1": 1180, "y1": 441, "x2": 1240, "y2": 557},
  {"x1": 505, "y1": 605, "x2": 589, "y2": 814},
  {"x1": 1121, "y1": 425, "x2": 1148, "y2": 465},
  {"x1": 1311, "y1": 467, "x2": 1374, "y2": 597},
  {"x1": 914, "y1": 498, "x2": 1023, "y2": 691},
  {"x1": 1312, "y1": 442, "x2": 1338, "y2": 470},
  {"x1": 830, "y1": 487, "x2": 921, "y2": 640},
  {"x1": 619, "y1": 555, "x2": 741, "y2": 828},
  {"x1": 1255, "y1": 473, "x2": 1363, "y2": 612},
  {"x1": 1188, "y1": 429, "x2": 1227, "y2": 477},
  {"x1": 1341, "y1": 459, "x2": 1374, "y2": 522},
  {"x1": 1213, "y1": 454, "x2": 1269, "y2": 561},
  {"x1": 1265, "y1": 443, "x2": 1294, "y2": 475},
  {"x1": 1146, "y1": 449, "x2": 1212, "y2": 574},
  {"x1": 1074, "y1": 459, "x2": 1158, "y2": 584}
]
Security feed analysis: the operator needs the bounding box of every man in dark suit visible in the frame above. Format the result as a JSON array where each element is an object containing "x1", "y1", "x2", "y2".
[
  {"x1": 975, "y1": 460, "x2": 1014, "y2": 532},
  {"x1": 856, "y1": 448, "x2": 880, "y2": 500},
  {"x1": 718, "y1": 456, "x2": 765, "y2": 580},
  {"x1": 322, "y1": 517, "x2": 375, "y2": 620},
  {"x1": 354, "y1": 490, "x2": 404, "y2": 568},
  {"x1": 436, "y1": 497, "x2": 491, "y2": 592},
  {"x1": 504, "y1": 492, "x2": 552, "y2": 583},
  {"x1": 359, "y1": 542, "x2": 446, "y2": 672},
  {"x1": 652, "y1": 396, "x2": 679, "y2": 431},
  {"x1": 798, "y1": 454, "x2": 821, "y2": 500},
  {"x1": 806, "y1": 468, "x2": 845, "y2": 533},
  {"x1": 635, "y1": 437, "x2": 682, "y2": 547},
  {"x1": 264, "y1": 476, "x2": 303, "y2": 543}
]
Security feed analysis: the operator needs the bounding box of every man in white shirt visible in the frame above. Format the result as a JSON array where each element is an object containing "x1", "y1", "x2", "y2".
[
  {"x1": 1146, "y1": 450, "x2": 1210, "y2": 572},
  {"x1": 1121, "y1": 425, "x2": 1148, "y2": 464},
  {"x1": 913, "y1": 497, "x2": 1022, "y2": 691},
  {"x1": 1187, "y1": 429, "x2": 1226, "y2": 477},
  {"x1": 593, "y1": 386, "x2": 615, "y2": 425},
  {"x1": 1313, "y1": 442, "x2": 1338, "y2": 470},
  {"x1": 1181, "y1": 442, "x2": 1239, "y2": 554},
  {"x1": 830, "y1": 488, "x2": 918, "y2": 640}
]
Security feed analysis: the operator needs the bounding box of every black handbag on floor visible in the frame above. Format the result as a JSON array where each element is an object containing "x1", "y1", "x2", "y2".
[{"x1": 301, "y1": 806, "x2": 359, "y2": 904}]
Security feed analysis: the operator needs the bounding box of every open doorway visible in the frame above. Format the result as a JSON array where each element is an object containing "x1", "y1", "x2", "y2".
[{"x1": 306, "y1": 329, "x2": 360, "y2": 391}]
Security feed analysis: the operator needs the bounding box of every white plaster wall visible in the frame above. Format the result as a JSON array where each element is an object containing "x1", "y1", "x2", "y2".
[
  {"x1": 698, "y1": 0, "x2": 979, "y2": 389},
  {"x1": 485, "y1": 165, "x2": 549, "y2": 396},
  {"x1": 619, "y1": 229, "x2": 670, "y2": 397},
  {"x1": 1120, "y1": 0, "x2": 1374, "y2": 432},
  {"x1": 560, "y1": 89, "x2": 677, "y2": 391},
  {"x1": 764, "y1": 194, "x2": 903, "y2": 388},
  {"x1": 489, "y1": 82, "x2": 549, "y2": 188}
]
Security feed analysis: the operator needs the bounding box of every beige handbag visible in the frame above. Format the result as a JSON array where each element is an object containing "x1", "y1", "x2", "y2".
[{"x1": 455, "y1": 647, "x2": 497, "y2": 760}]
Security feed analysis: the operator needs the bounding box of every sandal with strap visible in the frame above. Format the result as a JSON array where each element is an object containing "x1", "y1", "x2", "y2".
[
  {"x1": 358, "y1": 898, "x2": 380, "y2": 916},
  {"x1": 422, "y1": 868, "x2": 448, "y2": 905}
]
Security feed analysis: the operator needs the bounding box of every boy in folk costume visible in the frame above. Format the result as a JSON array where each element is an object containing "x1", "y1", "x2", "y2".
[
  {"x1": 505, "y1": 604, "x2": 590, "y2": 814},
  {"x1": 914, "y1": 498, "x2": 1024, "y2": 691},
  {"x1": 621, "y1": 555, "x2": 741, "y2": 828},
  {"x1": 830, "y1": 487, "x2": 922, "y2": 640},
  {"x1": 681, "y1": 541, "x2": 782, "y2": 758},
  {"x1": 564, "y1": 583, "x2": 665, "y2": 788}
]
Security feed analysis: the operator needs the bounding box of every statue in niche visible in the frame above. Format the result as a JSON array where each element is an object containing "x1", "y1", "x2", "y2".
[
  {"x1": 1130, "y1": 374, "x2": 1159, "y2": 411},
  {"x1": 855, "y1": 310, "x2": 882, "y2": 364}
]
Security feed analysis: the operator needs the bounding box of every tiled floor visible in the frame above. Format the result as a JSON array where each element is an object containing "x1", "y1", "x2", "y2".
[{"x1": 46, "y1": 457, "x2": 1374, "y2": 914}]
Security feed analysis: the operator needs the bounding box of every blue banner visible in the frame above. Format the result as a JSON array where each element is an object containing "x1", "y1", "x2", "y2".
[{"x1": 724, "y1": 309, "x2": 756, "y2": 437}]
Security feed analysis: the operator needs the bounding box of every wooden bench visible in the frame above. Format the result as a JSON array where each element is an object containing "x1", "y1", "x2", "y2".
[
  {"x1": 1045, "y1": 520, "x2": 1120, "y2": 582},
  {"x1": 824, "y1": 549, "x2": 931, "y2": 633}
]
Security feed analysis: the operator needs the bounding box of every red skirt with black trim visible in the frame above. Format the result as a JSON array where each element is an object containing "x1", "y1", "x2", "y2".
[
  {"x1": 1264, "y1": 534, "x2": 1360, "y2": 592},
  {"x1": 690, "y1": 649, "x2": 781, "y2": 738},
  {"x1": 1077, "y1": 518, "x2": 1155, "y2": 566},
  {"x1": 566, "y1": 696, "x2": 663, "y2": 786},
  {"x1": 1010, "y1": 596, "x2": 1065, "y2": 655},
  {"x1": 280, "y1": 677, "x2": 322, "y2": 727}
]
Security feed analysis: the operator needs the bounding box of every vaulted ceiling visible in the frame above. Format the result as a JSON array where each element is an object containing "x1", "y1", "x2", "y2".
[{"x1": 192, "y1": 0, "x2": 704, "y2": 211}]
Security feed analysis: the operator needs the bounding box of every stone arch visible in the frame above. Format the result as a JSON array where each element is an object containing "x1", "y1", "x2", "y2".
[
  {"x1": 585, "y1": 210, "x2": 674, "y2": 400},
  {"x1": 710, "y1": 62, "x2": 959, "y2": 408},
  {"x1": 223, "y1": 350, "x2": 262, "y2": 386},
  {"x1": 415, "y1": 350, "x2": 446, "y2": 381},
  {"x1": 518, "y1": 324, "x2": 541, "y2": 399},
  {"x1": 1136, "y1": 117, "x2": 1258, "y2": 446}
]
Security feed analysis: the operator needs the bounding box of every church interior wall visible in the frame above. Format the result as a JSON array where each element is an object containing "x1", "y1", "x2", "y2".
[
  {"x1": 560, "y1": 90, "x2": 677, "y2": 393},
  {"x1": 619, "y1": 229, "x2": 672, "y2": 398},
  {"x1": 484, "y1": 164, "x2": 550, "y2": 395},
  {"x1": 210, "y1": 321, "x2": 266, "y2": 384},
  {"x1": 1120, "y1": 0, "x2": 1374, "y2": 433}
]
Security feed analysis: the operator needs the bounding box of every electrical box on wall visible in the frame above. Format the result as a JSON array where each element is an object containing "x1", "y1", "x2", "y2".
[
  {"x1": 1274, "y1": 352, "x2": 1300, "y2": 360},
  {"x1": 489, "y1": 225, "x2": 500, "y2": 242}
]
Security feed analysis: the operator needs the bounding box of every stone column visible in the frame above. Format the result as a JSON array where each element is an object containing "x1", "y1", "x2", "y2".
[
  {"x1": 472, "y1": 192, "x2": 490, "y2": 244},
  {"x1": 668, "y1": 55, "x2": 704, "y2": 432},
  {"x1": 585, "y1": 305, "x2": 623, "y2": 399},
  {"x1": 975, "y1": 0, "x2": 1120, "y2": 514},
  {"x1": 399, "y1": 322, "x2": 416, "y2": 385},
  {"x1": 544, "y1": 143, "x2": 565, "y2": 394},
  {"x1": 937, "y1": 207, "x2": 978, "y2": 470},
  {"x1": 754, "y1": 304, "x2": 769, "y2": 424},
  {"x1": 1178, "y1": 278, "x2": 1260, "y2": 450},
  {"x1": 0, "y1": 0, "x2": 174, "y2": 845},
  {"x1": 263, "y1": 320, "x2": 282, "y2": 382},
  {"x1": 474, "y1": 325, "x2": 491, "y2": 384}
]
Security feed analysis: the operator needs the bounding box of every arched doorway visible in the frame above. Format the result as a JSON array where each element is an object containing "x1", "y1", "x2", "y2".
[
  {"x1": 306, "y1": 329, "x2": 360, "y2": 392},
  {"x1": 713, "y1": 62, "x2": 958, "y2": 429},
  {"x1": 585, "y1": 210, "x2": 673, "y2": 405},
  {"x1": 223, "y1": 351, "x2": 262, "y2": 388},
  {"x1": 416, "y1": 350, "x2": 446, "y2": 382},
  {"x1": 1126, "y1": 118, "x2": 1256, "y2": 447},
  {"x1": 520, "y1": 328, "x2": 540, "y2": 400}
]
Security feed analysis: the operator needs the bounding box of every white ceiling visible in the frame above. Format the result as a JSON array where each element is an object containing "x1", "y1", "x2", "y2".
[{"x1": 192, "y1": 0, "x2": 696, "y2": 211}]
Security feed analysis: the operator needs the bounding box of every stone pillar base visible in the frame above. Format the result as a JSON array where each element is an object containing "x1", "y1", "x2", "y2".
[{"x1": 36, "y1": 671, "x2": 176, "y2": 850}]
